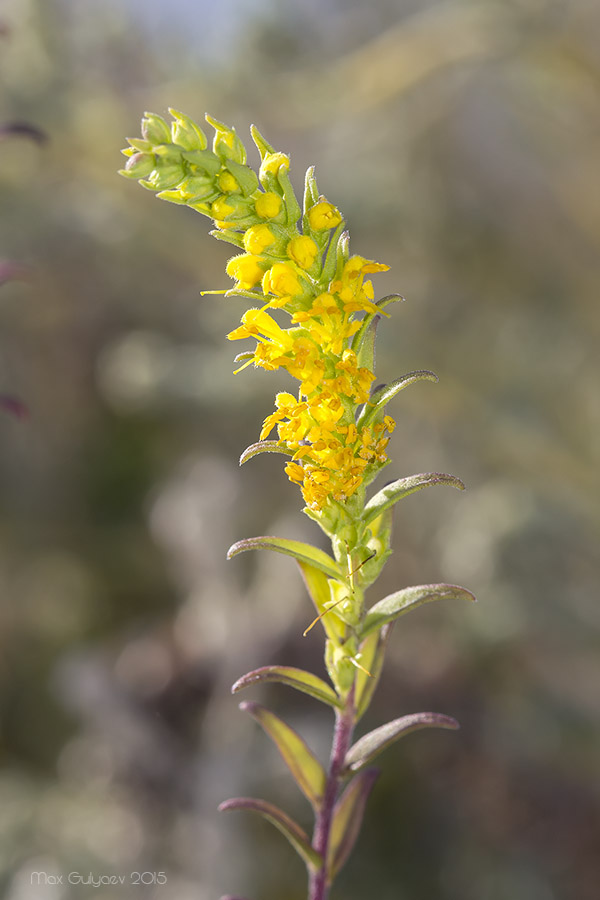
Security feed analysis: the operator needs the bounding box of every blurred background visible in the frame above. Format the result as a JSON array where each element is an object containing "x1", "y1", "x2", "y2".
[{"x1": 0, "y1": 0, "x2": 598, "y2": 898}]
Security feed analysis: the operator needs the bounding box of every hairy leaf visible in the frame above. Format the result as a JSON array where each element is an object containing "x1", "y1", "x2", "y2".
[
  {"x1": 297, "y1": 560, "x2": 345, "y2": 642},
  {"x1": 218, "y1": 796, "x2": 322, "y2": 871},
  {"x1": 240, "y1": 701, "x2": 326, "y2": 810},
  {"x1": 327, "y1": 768, "x2": 379, "y2": 879},
  {"x1": 360, "y1": 582, "x2": 476, "y2": 639},
  {"x1": 227, "y1": 536, "x2": 343, "y2": 581},
  {"x1": 232, "y1": 666, "x2": 341, "y2": 709},
  {"x1": 351, "y1": 294, "x2": 404, "y2": 358},
  {"x1": 358, "y1": 370, "x2": 438, "y2": 428},
  {"x1": 363, "y1": 472, "x2": 465, "y2": 526},
  {"x1": 344, "y1": 713, "x2": 459, "y2": 772},
  {"x1": 239, "y1": 441, "x2": 291, "y2": 466}
]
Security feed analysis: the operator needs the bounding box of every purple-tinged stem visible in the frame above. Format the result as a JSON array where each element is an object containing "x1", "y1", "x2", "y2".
[{"x1": 308, "y1": 682, "x2": 355, "y2": 900}]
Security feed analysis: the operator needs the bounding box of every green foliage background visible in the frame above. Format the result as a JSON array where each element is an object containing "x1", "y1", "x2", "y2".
[{"x1": 0, "y1": 1, "x2": 598, "y2": 898}]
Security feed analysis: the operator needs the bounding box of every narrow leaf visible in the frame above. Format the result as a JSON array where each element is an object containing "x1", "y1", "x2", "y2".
[
  {"x1": 360, "y1": 582, "x2": 476, "y2": 639},
  {"x1": 240, "y1": 701, "x2": 326, "y2": 810},
  {"x1": 358, "y1": 370, "x2": 438, "y2": 428},
  {"x1": 354, "y1": 624, "x2": 392, "y2": 722},
  {"x1": 355, "y1": 315, "x2": 379, "y2": 373},
  {"x1": 0, "y1": 122, "x2": 47, "y2": 144},
  {"x1": 297, "y1": 560, "x2": 345, "y2": 642},
  {"x1": 363, "y1": 472, "x2": 465, "y2": 526},
  {"x1": 344, "y1": 713, "x2": 459, "y2": 773},
  {"x1": 327, "y1": 768, "x2": 379, "y2": 879},
  {"x1": 218, "y1": 796, "x2": 322, "y2": 871},
  {"x1": 239, "y1": 441, "x2": 291, "y2": 466},
  {"x1": 209, "y1": 228, "x2": 244, "y2": 248},
  {"x1": 232, "y1": 665, "x2": 341, "y2": 709},
  {"x1": 227, "y1": 536, "x2": 343, "y2": 581}
]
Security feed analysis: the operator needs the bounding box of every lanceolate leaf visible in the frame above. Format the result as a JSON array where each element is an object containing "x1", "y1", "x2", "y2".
[
  {"x1": 354, "y1": 624, "x2": 393, "y2": 722},
  {"x1": 239, "y1": 441, "x2": 291, "y2": 466},
  {"x1": 240, "y1": 701, "x2": 326, "y2": 810},
  {"x1": 358, "y1": 370, "x2": 438, "y2": 428},
  {"x1": 227, "y1": 536, "x2": 343, "y2": 581},
  {"x1": 232, "y1": 665, "x2": 341, "y2": 709},
  {"x1": 344, "y1": 713, "x2": 459, "y2": 773},
  {"x1": 297, "y1": 560, "x2": 345, "y2": 642},
  {"x1": 355, "y1": 315, "x2": 379, "y2": 373},
  {"x1": 360, "y1": 583, "x2": 476, "y2": 639},
  {"x1": 218, "y1": 797, "x2": 322, "y2": 871},
  {"x1": 327, "y1": 768, "x2": 379, "y2": 880},
  {"x1": 363, "y1": 472, "x2": 465, "y2": 526}
]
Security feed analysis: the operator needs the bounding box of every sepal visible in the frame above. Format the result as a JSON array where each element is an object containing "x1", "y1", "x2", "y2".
[
  {"x1": 360, "y1": 582, "x2": 476, "y2": 639},
  {"x1": 240, "y1": 701, "x2": 326, "y2": 810},
  {"x1": 232, "y1": 665, "x2": 341, "y2": 709},
  {"x1": 227, "y1": 536, "x2": 343, "y2": 581},
  {"x1": 218, "y1": 797, "x2": 322, "y2": 871},
  {"x1": 344, "y1": 713, "x2": 459, "y2": 773},
  {"x1": 363, "y1": 472, "x2": 465, "y2": 526},
  {"x1": 327, "y1": 768, "x2": 379, "y2": 880}
]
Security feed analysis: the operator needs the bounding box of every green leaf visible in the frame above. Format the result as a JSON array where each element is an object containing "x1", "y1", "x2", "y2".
[
  {"x1": 209, "y1": 228, "x2": 244, "y2": 249},
  {"x1": 327, "y1": 768, "x2": 379, "y2": 879},
  {"x1": 218, "y1": 796, "x2": 322, "y2": 871},
  {"x1": 296, "y1": 560, "x2": 345, "y2": 642},
  {"x1": 354, "y1": 624, "x2": 392, "y2": 722},
  {"x1": 227, "y1": 536, "x2": 343, "y2": 581},
  {"x1": 240, "y1": 701, "x2": 326, "y2": 810},
  {"x1": 360, "y1": 582, "x2": 476, "y2": 639},
  {"x1": 363, "y1": 472, "x2": 465, "y2": 526},
  {"x1": 351, "y1": 294, "x2": 404, "y2": 358},
  {"x1": 319, "y1": 221, "x2": 346, "y2": 284},
  {"x1": 357, "y1": 369, "x2": 438, "y2": 429},
  {"x1": 239, "y1": 441, "x2": 291, "y2": 466},
  {"x1": 232, "y1": 665, "x2": 341, "y2": 709},
  {"x1": 344, "y1": 713, "x2": 459, "y2": 773},
  {"x1": 355, "y1": 315, "x2": 379, "y2": 373}
]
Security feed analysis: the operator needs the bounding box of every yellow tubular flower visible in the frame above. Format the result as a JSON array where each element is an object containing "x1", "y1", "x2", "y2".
[
  {"x1": 255, "y1": 192, "x2": 282, "y2": 219},
  {"x1": 307, "y1": 200, "x2": 342, "y2": 230}
]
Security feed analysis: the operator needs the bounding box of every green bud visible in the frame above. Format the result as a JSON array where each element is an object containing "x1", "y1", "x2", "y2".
[
  {"x1": 141, "y1": 112, "x2": 171, "y2": 145},
  {"x1": 140, "y1": 164, "x2": 184, "y2": 191},
  {"x1": 169, "y1": 108, "x2": 207, "y2": 151},
  {"x1": 126, "y1": 138, "x2": 153, "y2": 153},
  {"x1": 123, "y1": 152, "x2": 155, "y2": 179},
  {"x1": 205, "y1": 114, "x2": 246, "y2": 165}
]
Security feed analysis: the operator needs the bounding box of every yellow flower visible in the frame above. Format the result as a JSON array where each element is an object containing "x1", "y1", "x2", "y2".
[
  {"x1": 243, "y1": 224, "x2": 276, "y2": 255},
  {"x1": 307, "y1": 201, "x2": 342, "y2": 230},
  {"x1": 225, "y1": 254, "x2": 265, "y2": 290},
  {"x1": 255, "y1": 192, "x2": 283, "y2": 219},
  {"x1": 263, "y1": 262, "x2": 303, "y2": 299},
  {"x1": 287, "y1": 235, "x2": 319, "y2": 270}
]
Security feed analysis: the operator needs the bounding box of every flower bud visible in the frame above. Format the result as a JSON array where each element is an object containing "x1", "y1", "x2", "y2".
[
  {"x1": 262, "y1": 262, "x2": 303, "y2": 298},
  {"x1": 168, "y1": 108, "x2": 207, "y2": 150},
  {"x1": 218, "y1": 170, "x2": 239, "y2": 193},
  {"x1": 205, "y1": 114, "x2": 246, "y2": 164},
  {"x1": 141, "y1": 112, "x2": 171, "y2": 145},
  {"x1": 243, "y1": 224, "x2": 276, "y2": 255},
  {"x1": 259, "y1": 151, "x2": 290, "y2": 181},
  {"x1": 307, "y1": 200, "x2": 342, "y2": 231},
  {"x1": 226, "y1": 254, "x2": 266, "y2": 290},
  {"x1": 255, "y1": 192, "x2": 283, "y2": 219},
  {"x1": 287, "y1": 235, "x2": 318, "y2": 270},
  {"x1": 123, "y1": 152, "x2": 155, "y2": 179}
]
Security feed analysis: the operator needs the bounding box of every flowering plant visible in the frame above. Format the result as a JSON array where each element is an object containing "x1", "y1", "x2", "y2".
[{"x1": 120, "y1": 111, "x2": 475, "y2": 900}]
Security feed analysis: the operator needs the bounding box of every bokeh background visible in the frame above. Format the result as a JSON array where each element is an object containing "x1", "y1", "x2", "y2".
[{"x1": 0, "y1": 0, "x2": 598, "y2": 898}]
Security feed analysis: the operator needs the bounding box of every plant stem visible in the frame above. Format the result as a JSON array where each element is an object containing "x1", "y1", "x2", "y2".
[{"x1": 308, "y1": 682, "x2": 356, "y2": 900}]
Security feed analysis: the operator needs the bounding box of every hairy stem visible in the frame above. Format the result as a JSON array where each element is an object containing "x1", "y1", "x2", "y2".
[{"x1": 308, "y1": 682, "x2": 356, "y2": 900}]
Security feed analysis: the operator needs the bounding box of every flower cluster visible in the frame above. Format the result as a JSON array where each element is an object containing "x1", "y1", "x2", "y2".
[{"x1": 120, "y1": 111, "x2": 395, "y2": 511}]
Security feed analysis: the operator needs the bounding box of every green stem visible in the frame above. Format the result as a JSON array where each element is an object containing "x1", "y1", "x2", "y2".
[{"x1": 308, "y1": 682, "x2": 355, "y2": 900}]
